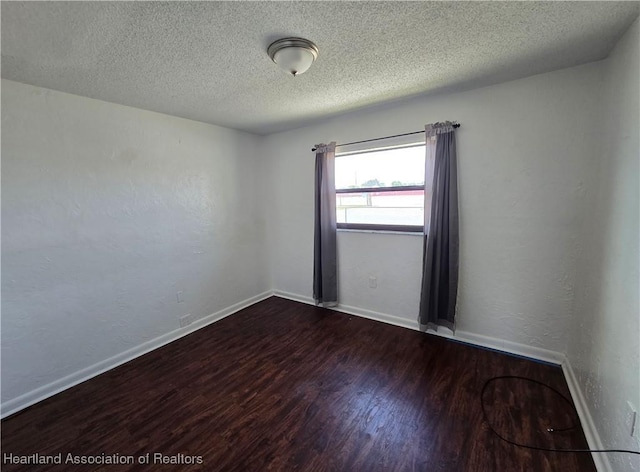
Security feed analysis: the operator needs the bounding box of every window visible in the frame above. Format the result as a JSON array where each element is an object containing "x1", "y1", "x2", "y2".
[{"x1": 335, "y1": 143, "x2": 426, "y2": 232}]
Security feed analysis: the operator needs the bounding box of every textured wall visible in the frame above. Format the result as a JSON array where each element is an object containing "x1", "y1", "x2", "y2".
[
  {"x1": 1, "y1": 80, "x2": 269, "y2": 403},
  {"x1": 337, "y1": 232, "x2": 423, "y2": 320},
  {"x1": 567, "y1": 19, "x2": 640, "y2": 472},
  {"x1": 264, "y1": 60, "x2": 603, "y2": 354}
]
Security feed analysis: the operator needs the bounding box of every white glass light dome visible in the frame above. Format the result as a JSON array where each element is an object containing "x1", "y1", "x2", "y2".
[{"x1": 268, "y1": 38, "x2": 319, "y2": 77}]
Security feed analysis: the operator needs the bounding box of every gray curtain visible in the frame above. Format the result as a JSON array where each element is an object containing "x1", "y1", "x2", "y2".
[
  {"x1": 419, "y1": 123, "x2": 459, "y2": 331},
  {"x1": 313, "y1": 142, "x2": 338, "y2": 306}
]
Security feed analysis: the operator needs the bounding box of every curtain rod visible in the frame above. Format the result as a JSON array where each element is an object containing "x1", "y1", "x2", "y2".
[{"x1": 311, "y1": 123, "x2": 460, "y2": 152}]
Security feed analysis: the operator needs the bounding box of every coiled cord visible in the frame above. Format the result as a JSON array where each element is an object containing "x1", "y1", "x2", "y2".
[{"x1": 480, "y1": 375, "x2": 640, "y2": 455}]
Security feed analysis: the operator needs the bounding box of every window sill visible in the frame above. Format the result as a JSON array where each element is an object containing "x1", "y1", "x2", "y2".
[{"x1": 337, "y1": 228, "x2": 424, "y2": 236}]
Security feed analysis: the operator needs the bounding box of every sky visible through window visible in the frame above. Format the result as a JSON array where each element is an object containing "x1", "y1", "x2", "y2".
[
  {"x1": 335, "y1": 145, "x2": 425, "y2": 189},
  {"x1": 335, "y1": 144, "x2": 426, "y2": 228}
]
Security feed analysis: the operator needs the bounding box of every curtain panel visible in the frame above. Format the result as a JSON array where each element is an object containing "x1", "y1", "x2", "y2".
[
  {"x1": 419, "y1": 123, "x2": 459, "y2": 331},
  {"x1": 313, "y1": 142, "x2": 338, "y2": 306}
]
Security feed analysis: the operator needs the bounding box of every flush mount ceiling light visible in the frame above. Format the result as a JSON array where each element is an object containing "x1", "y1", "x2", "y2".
[{"x1": 267, "y1": 37, "x2": 319, "y2": 77}]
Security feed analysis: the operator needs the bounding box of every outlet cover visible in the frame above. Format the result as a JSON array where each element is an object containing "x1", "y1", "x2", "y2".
[
  {"x1": 179, "y1": 314, "x2": 192, "y2": 328},
  {"x1": 627, "y1": 401, "x2": 638, "y2": 439}
]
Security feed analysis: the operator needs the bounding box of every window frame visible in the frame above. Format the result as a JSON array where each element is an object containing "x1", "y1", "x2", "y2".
[{"x1": 335, "y1": 144, "x2": 426, "y2": 233}]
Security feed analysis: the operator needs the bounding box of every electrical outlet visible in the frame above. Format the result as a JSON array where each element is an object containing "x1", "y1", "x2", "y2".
[
  {"x1": 626, "y1": 401, "x2": 637, "y2": 439},
  {"x1": 369, "y1": 276, "x2": 377, "y2": 288},
  {"x1": 176, "y1": 291, "x2": 184, "y2": 303},
  {"x1": 179, "y1": 314, "x2": 192, "y2": 328}
]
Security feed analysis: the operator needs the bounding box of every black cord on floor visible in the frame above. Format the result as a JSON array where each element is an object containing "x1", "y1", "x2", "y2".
[{"x1": 480, "y1": 375, "x2": 640, "y2": 455}]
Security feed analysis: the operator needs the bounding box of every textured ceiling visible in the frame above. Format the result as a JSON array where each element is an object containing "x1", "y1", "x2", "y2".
[{"x1": 2, "y1": 1, "x2": 639, "y2": 135}]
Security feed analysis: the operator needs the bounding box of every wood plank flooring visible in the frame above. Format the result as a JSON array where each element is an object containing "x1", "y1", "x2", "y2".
[{"x1": 2, "y1": 296, "x2": 596, "y2": 471}]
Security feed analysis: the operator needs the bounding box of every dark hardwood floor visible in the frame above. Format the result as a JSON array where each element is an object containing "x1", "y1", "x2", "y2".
[{"x1": 2, "y1": 296, "x2": 595, "y2": 471}]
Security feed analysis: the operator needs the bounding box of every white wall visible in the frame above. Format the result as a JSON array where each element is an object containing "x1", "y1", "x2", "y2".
[
  {"x1": 265, "y1": 60, "x2": 604, "y2": 355},
  {"x1": 1, "y1": 80, "x2": 269, "y2": 406},
  {"x1": 567, "y1": 19, "x2": 640, "y2": 472}
]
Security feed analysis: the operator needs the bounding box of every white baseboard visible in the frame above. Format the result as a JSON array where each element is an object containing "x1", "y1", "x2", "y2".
[
  {"x1": 452, "y1": 331, "x2": 564, "y2": 365},
  {"x1": 0, "y1": 291, "x2": 272, "y2": 419},
  {"x1": 271, "y1": 290, "x2": 315, "y2": 306},
  {"x1": 336, "y1": 303, "x2": 420, "y2": 331},
  {"x1": 562, "y1": 356, "x2": 612, "y2": 472},
  {"x1": 272, "y1": 290, "x2": 563, "y2": 365},
  {"x1": 273, "y1": 290, "x2": 418, "y2": 331}
]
